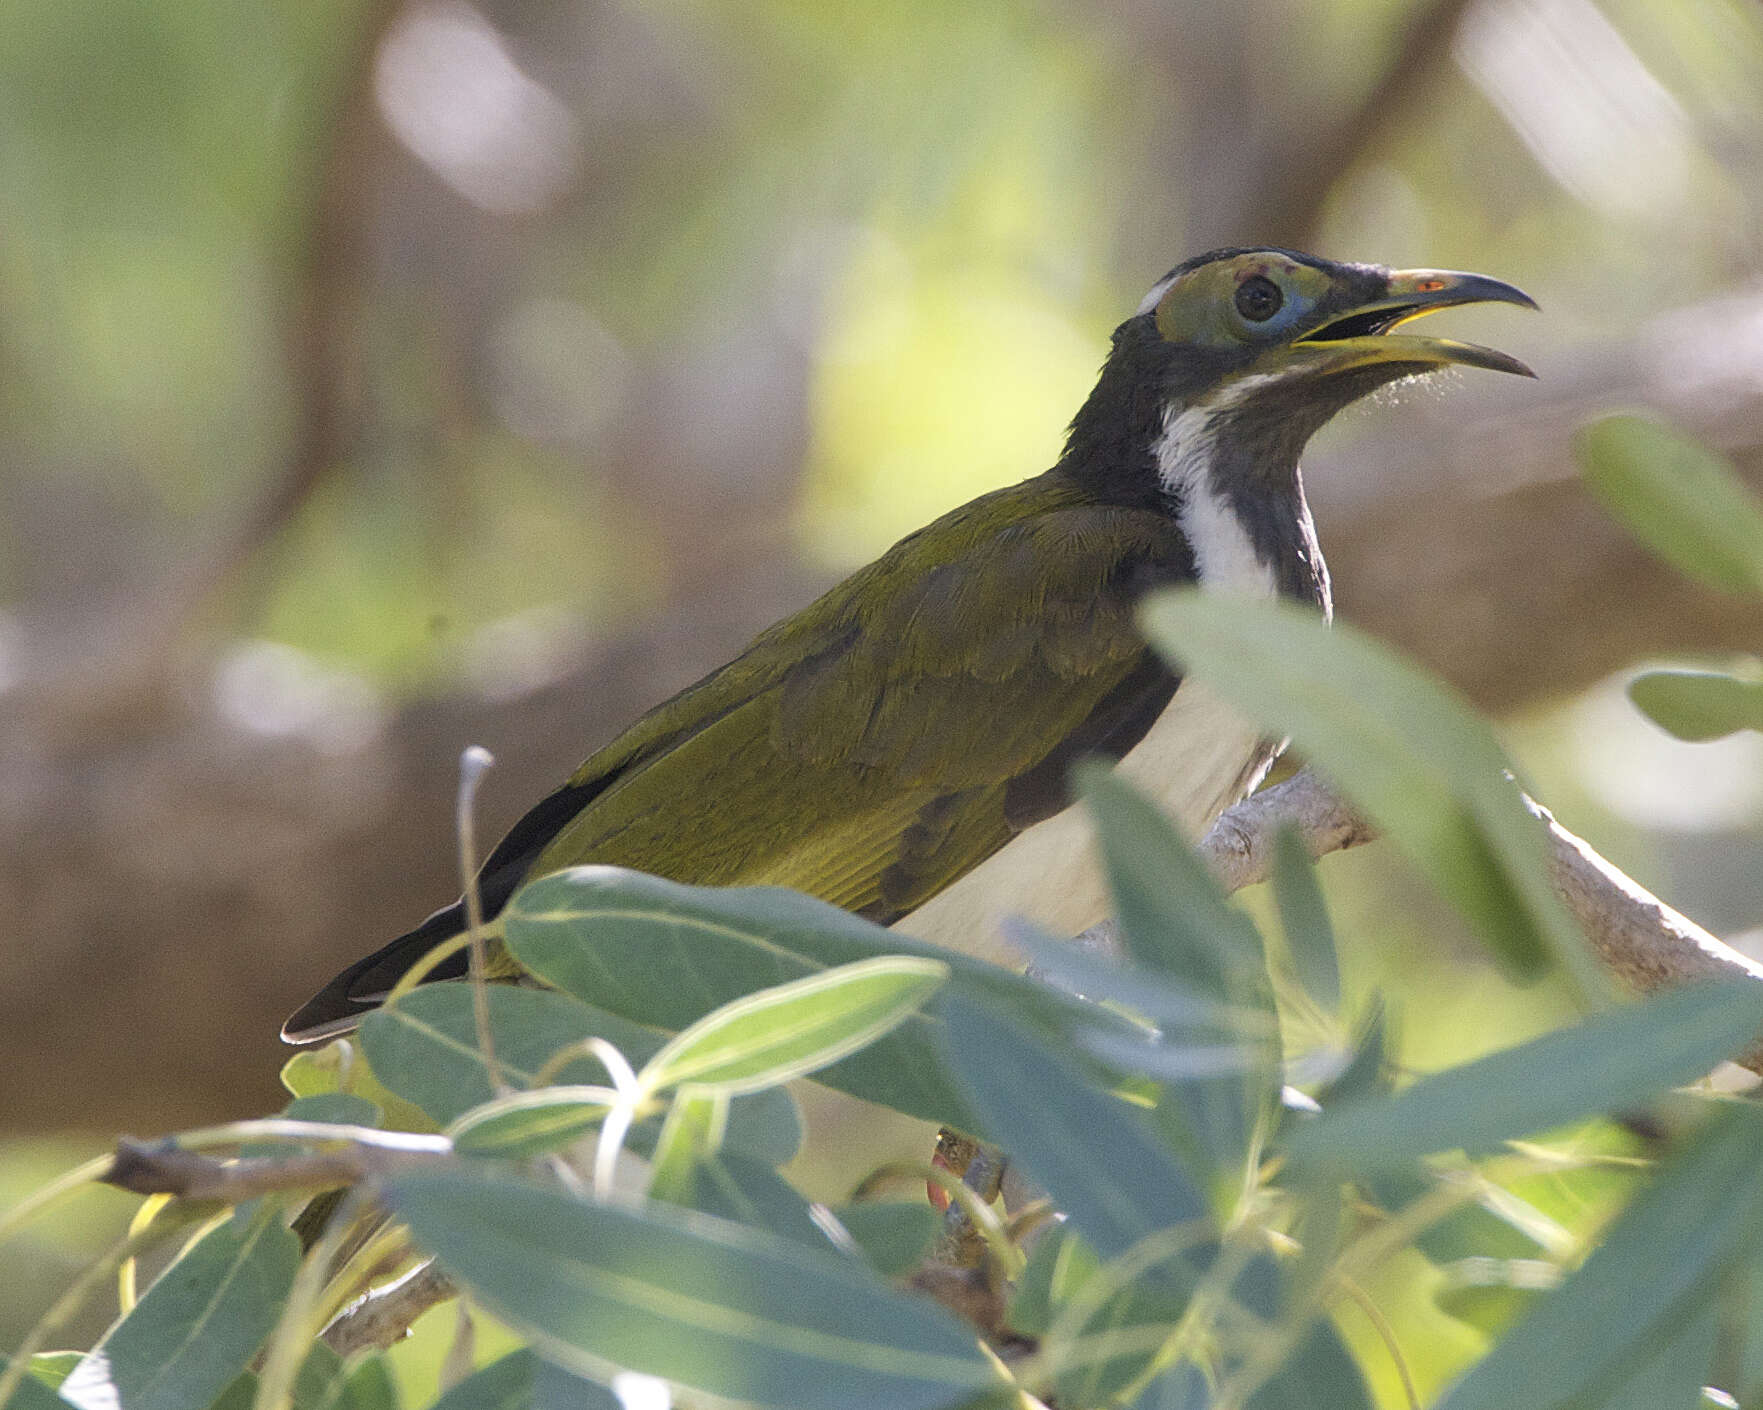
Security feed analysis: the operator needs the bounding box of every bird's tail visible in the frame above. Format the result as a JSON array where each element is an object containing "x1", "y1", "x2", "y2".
[{"x1": 281, "y1": 900, "x2": 474, "y2": 1044}]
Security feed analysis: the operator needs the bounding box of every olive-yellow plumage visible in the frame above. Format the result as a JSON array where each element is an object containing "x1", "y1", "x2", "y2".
[{"x1": 285, "y1": 248, "x2": 1534, "y2": 1042}]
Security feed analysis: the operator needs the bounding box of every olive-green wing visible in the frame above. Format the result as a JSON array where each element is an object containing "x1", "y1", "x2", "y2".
[
  {"x1": 523, "y1": 487, "x2": 1194, "y2": 920},
  {"x1": 283, "y1": 479, "x2": 1193, "y2": 1040}
]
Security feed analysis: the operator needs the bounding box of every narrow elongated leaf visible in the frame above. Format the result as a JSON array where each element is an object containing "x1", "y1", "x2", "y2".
[
  {"x1": 360, "y1": 984, "x2": 661, "y2": 1125},
  {"x1": 1286, "y1": 978, "x2": 1763, "y2": 1176},
  {"x1": 449, "y1": 1087, "x2": 615, "y2": 1160},
  {"x1": 639, "y1": 956, "x2": 947, "y2": 1095},
  {"x1": 0, "y1": 1358, "x2": 70, "y2": 1410},
  {"x1": 939, "y1": 992, "x2": 1209, "y2": 1264},
  {"x1": 1050, "y1": 1282, "x2": 1193, "y2": 1408},
  {"x1": 427, "y1": 1350, "x2": 536, "y2": 1410},
  {"x1": 1439, "y1": 1101, "x2": 1763, "y2": 1410},
  {"x1": 292, "y1": 1341, "x2": 397, "y2": 1410},
  {"x1": 283, "y1": 1093, "x2": 381, "y2": 1128},
  {"x1": 21, "y1": 1354, "x2": 78, "y2": 1392},
  {"x1": 280, "y1": 1042, "x2": 434, "y2": 1133},
  {"x1": 338, "y1": 1354, "x2": 399, "y2": 1410},
  {"x1": 829, "y1": 1204, "x2": 941, "y2": 1277},
  {"x1": 1269, "y1": 827, "x2": 1340, "y2": 1015},
  {"x1": 1005, "y1": 918, "x2": 1259, "y2": 1034},
  {"x1": 1141, "y1": 591, "x2": 1592, "y2": 988},
  {"x1": 1078, "y1": 767, "x2": 1270, "y2": 1001},
  {"x1": 1133, "y1": 1363, "x2": 1209, "y2": 1409},
  {"x1": 1227, "y1": 1255, "x2": 1374, "y2": 1410},
  {"x1": 670, "y1": 1150, "x2": 825, "y2": 1248},
  {"x1": 383, "y1": 1170, "x2": 997, "y2": 1410},
  {"x1": 532, "y1": 1358, "x2": 618, "y2": 1410},
  {"x1": 1575, "y1": 413, "x2": 1763, "y2": 596},
  {"x1": 1077, "y1": 771, "x2": 1282, "y2": 1184},
  {"x1": 60, "y1": 1207, "x2": 299, "y2": 1410},
  {"x1": 647, "y1": 1088, "x2": 729, "y2": 1202},
  {"x1": 1630, "y1": 668, "x2": 1763, "y2": 741},
  {"x1": 1582, "y1": 1299, "x2": 1717, "y2": 1410},
  {"x1": 723, "y1": 1084, "x2": 802, "y2": 1167},
  {"x1": 503, "y1": 868, "x2": 1140, "y2": 1131},
  {"x1": 1244, "y1": 1319, "x2": 1372, "y2": 1409},
  {"x1": 427, "y1": 1349, "x2": 618, "y2": 1410}
]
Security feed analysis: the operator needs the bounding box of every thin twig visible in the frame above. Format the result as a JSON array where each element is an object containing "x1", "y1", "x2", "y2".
[
  {"x1": 322, "y1": 1260, "x2": 457, "y2": 1354},
  {"x1": 100, "y1": 1132, "x2": 450, "y2": 1201},
  {"x1": 456, "y1": 745, "x2": 505, "y2": 1094}
]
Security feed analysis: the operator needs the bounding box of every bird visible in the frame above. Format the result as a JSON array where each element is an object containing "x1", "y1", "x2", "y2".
[{"x1": 284, "y1": 247, "x2": 1534, "y2": 1044}]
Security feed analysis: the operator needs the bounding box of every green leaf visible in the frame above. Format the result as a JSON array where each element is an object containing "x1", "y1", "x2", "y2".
[
  {"x1": 1228, "y1": 1255, "x2": 1374, "y2": 1410},
  {"x1": 21, "y1": 1353, "x2": 79, "y2": 1392},
  {"x1": 1132, "y1": 1363, "x2": 1209, "y2": 1408},
  {"x1": 280, "y1": 1042, "x2": 435, "y2": 1133},
  {"x1": 1050, "y1": 1283, "x2": 1192, "y2": 1409},
  {"x1": 449, "y1": 1087, "x2": 614, "y2": 1161},
  {"x1": 427, "y1": 1348, "x2": 618, "y2": 1410},
  {"x1": 283, "y1": 1093, "x2": 382, "y2": 1128},
  {"x1": 1078, "y1": 767, "x2": 1270, "y2": 1003},
  {"x1": 60, "y1": 1206, "x2": 299, "y2": 1410},
  {"x1": 724, "y1": 1085, "x2": 802, "y2": 1167},
  {"x1": 0, "y1": 1358, "x2": 71, "y2": 1410},
  {"x1": 1269, "y1": 827, "x2": 1341, "y2": 1016},
  {"x1": 1582, "y1": 1298, "x2": 1717, "y2": 1410},
  {"x1": 1077, "y1": 771, "x2": 1282, "y2": 1184},
  {"x1": 359, "y1": 984, "x2": 660, "y2": 1126},
  {"x1": 503, "y1": 867, "x2": 1134, "y2": 1131},
  {"x1": 1438, "y1": 1101, "x2": 1763, "y2": 1410},
  {"x1": 1433, "y1": 1258, "x2": 1557, "y2": 1337},
  {"x1": 639, "y1": 956, "x2": 948, "y2": 1096},
  {"x1": 668, "y1": 1150, "x2": 825, "y2": 1247},
  {"x1": 1630, "y1": 668, "x2": 1763, "y2": 741},
  {"x1": 207, "y1": 1371, "x2": 258, "y2": 1410},
  {"x1": 1285, "y1": 978, "x2": 1763, "y2": 1176},
  {"x1": 1244, "y1": 1319, "x2": 1372, "y2": 1409},
  {"x1": 338, "y1": 1354, "x2": 400, "y2": 1410},
  {"x1": 1140, "y1": 590, "x2": 1591, "y2": 989},
  {"x1": 829, "y1": 1203, "x2": 941, "y2": 1277},
  {"x1": 383, "y1": 1169, "x2": 997, "y2": 1410},
  {"x1": 1003, "y1": 918, "x2": 1257, "y2": 1034},
  {"x1": 647, "y1": 1088, "x2": 729, "y2": 1202},
  {"x1": 939, "y1": 992, "x2": 1210, "y2": 1264},
  {"x1": 1007, "y1": 1223, "x2": 1099, "y2": 1339},
  {"x1": 428, "y1": 1350, "x2": 535, "y2": 1410},
  {"x1": 1575, "y1": 413, "x2": 1763, "y2": 596},
  {"x1": 295, "y1": 1342, "x2": 397, "y2": 1410}
]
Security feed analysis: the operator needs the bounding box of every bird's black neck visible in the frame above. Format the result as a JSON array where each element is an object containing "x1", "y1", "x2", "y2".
[{"x1": 1055, "y1": 318, "x2": 1331, "y2": 612}]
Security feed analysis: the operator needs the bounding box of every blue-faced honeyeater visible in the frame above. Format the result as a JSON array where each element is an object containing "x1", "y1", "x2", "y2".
[{"x1": 284, "y1": 247, "x2": 1534, "y2": 1043}]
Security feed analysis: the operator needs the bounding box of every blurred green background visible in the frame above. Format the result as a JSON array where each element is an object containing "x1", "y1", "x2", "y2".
[{"x1": 5, "y1": 0, "x2": 1763, "y2": 1386}]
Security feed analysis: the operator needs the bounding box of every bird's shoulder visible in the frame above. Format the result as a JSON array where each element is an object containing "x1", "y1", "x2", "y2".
[
  {"x1": 477, "y1": 474, "x2": 1192, "y2": 900},
  {"x1": 598, "y1": 473, "x2": 1194, "y2": 772}
]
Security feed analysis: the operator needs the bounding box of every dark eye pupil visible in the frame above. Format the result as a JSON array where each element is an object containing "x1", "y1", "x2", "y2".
[{"x1": 1235, "y1": 276, "x2": 1283, "y2": 322}]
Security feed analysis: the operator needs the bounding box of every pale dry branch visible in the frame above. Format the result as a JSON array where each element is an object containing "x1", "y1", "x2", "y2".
[
  {"x1": 1176, "y1": 769, "x2": 1763, "y2": 1073},
  {"x1": 322, "y1": 1261, "x2": 457, "y2": 1356}
]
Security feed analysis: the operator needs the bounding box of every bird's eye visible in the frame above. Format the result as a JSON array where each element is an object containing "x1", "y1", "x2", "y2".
[{"x1": 1234, "y1": 275, "x2": 1284, "y2": 323}]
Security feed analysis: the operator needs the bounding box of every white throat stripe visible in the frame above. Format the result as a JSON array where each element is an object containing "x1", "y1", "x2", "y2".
[{"x1": 1154, "y1": 386, "x2": 1283, "y2": 599}]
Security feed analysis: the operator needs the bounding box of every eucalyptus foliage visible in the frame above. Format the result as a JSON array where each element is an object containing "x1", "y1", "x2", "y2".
[{"x1": 8, "y1": 429, "x2": 1763, "y2": 1406}]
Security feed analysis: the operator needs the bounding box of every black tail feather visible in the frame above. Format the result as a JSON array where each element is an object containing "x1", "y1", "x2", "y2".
[{"x1": 281, "y1": 901, "x2": 470, "y2": 1044}]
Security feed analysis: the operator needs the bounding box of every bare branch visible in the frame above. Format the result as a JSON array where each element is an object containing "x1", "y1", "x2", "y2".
[
  {"x1": 1196, "y1": 769, "x2": 1381, "y2": 893},
  {"x1": 1174, "y1": 769, "x2": 1763, "y2": 1073},
  {"x1": 323, "y1": 1261, "x2": 457, "y2": 1355},
  {"x1": 101, "y1": 1130, "x2": 450, "y2": 1200}
]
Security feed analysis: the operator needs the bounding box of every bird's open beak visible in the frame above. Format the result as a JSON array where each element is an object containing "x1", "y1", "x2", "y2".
[{"x1": 1289, "y1": 269, "x2": 1539, "y2": 378}]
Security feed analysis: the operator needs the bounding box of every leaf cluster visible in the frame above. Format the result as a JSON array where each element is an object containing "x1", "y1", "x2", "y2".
[{"x1": 8, "y1": 412, "x2": 1763, "y2": 1408}]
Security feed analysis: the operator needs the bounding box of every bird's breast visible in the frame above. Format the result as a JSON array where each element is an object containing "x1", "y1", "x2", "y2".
[{"x1": 894, "y1": 677, "x2": 1274, "y2": 965}]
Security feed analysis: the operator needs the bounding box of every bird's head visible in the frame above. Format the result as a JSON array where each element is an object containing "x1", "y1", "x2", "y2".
[{"x1": 1062, "y1": 247, "x2": 1536, "y2": 500}]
